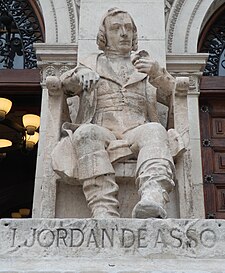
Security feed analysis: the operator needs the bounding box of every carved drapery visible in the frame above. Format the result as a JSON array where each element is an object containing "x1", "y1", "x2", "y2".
[{"x1": 0, "y1": 0, "x2": 44, "y2": 69}]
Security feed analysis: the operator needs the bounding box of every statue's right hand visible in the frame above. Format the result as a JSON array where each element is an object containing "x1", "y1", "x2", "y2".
[{"x1": 77, "y1": 68, "x2": 100, "y2": 91}]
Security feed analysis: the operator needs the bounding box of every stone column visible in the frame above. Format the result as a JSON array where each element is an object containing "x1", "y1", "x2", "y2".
[
  {"x1": 167, "y1": 53, "x2": 208, "y2": 218},
  {"x1": 32, "y1": 44, "x2": 77, "y2": 218}
]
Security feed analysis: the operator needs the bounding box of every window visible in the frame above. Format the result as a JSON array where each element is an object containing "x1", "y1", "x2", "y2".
[
  {"x1": 0, "y1": 0, "x2": 44, "y2": 218},
  {"x1": 199, "y1": 3, "x2": 225, "y2": 76},
  {"x1": 0, "y1": 0, "x2": 44, "y2": 69}
]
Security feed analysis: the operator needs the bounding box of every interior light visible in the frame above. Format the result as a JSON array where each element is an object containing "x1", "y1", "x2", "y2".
[
  {"x1": 11, "y1": 212, "x2": 22, "y2": 218},
  {"x1": 0, "y1": 98, "x2": 12, "y2": 120},
  {"x1": 19, "y1": 208, "x2": 30, "y2": 217},
  {"x1": 25, "y1": 132, "x2": 39, "y2": 150},
  {"x1": 0, "y1": 139, "x2": 12, "y2": 148},
  {"x1": 0, "y1": 153, "x2": 6, "y2": 159},
  {"x1": 22, "y1": 114, "x2": 40, "y2": 135},
  {"x1": 0, "y1": 98, "x2": 40, "y2": 153}
]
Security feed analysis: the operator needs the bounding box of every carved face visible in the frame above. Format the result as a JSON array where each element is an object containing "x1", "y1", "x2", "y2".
[{"x1": 104, "y1": 13, "x2": 133, "y2": 54}]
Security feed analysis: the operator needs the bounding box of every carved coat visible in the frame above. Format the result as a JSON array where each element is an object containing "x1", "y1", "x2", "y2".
[
  {"x1": 52, "y1": 53, "x2": 180, "y2": 184},
  {"x1": 61, "y1": 53, "x2": 175, "y2": 129}
]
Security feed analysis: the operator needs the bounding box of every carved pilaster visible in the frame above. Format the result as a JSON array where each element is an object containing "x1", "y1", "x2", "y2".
[
  {"x1": 166, "y1": 53, "x2": 208, "y2": 218},
  {"x1": 32, "y1": 43, "x2": 77, "y2": 218}
]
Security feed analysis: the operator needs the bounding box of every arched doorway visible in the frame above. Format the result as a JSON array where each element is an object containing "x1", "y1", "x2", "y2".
[
  {"x1": 0, "y1": 0, "x2": 44, "y2": 218},
  {"x1": 199, "y1": 3, "x2": 225, "y2": 219}
]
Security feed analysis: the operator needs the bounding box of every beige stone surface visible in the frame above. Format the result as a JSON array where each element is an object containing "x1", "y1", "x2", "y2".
[
  {"x1": 1, "y1": 219, "x2": 225, "y2": 272},
  {"x1": 38, "y1": 0, "x2": 79, "y2": 43}
]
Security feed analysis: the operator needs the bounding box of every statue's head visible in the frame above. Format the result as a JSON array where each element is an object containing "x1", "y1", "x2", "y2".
[{"x1": 97, "y1": 8, "x2": 138, "y2": 54}]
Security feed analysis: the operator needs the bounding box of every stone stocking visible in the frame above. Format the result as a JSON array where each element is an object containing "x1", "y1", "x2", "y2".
[
  {"x1": 83, "y1": 174, "x2": 120, "y2": 218},
  {"x1": 132, "y1": 159, "x2": 175, "y2": 219}
]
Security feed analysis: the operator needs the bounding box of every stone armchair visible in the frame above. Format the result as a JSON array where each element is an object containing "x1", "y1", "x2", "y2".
[{"x1": 35, "y1": 75, "x2": 189, "y2": 219}]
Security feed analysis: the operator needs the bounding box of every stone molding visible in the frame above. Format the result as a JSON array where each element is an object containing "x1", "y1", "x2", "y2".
[
  {"x1": 166, "y1": 53, "x2": 207, "y2": 92},
  {"x1": 49, "y1": 0, "x2": 58, "y2": 42},
  {"x1": 166, "y1": 0, "x2": 185, "y2": 53},
  {"x1": 38, "y1": 0, "x2": 79, "y2": 43},
  {"x1": 75, "y1": 0, "x2": 80, "y2": 7},
  {"x1": 34, "y1": 43, "x2": 78, "y2": 82},
  {"x1": 166, "y1": 0, "x2": 218, "y2": 53},
  {"x1": 35, "y1": 0, "x2": 42, "y2": 11},
  {"x1": 165, "y1": 0, "x2": 175, "y2": 25},
  {"x1": 200, "y1": 0, "x2": 225, "y2": 34},
  {"x1": 184, "y1": 0, "x2": 203, "y2": 53},
  {"x1": 66, "y1": 0, "x2": 78, "y2": 43},
  {"x1": 166, "y1": 53, "x2": 208, "y2": 73}
]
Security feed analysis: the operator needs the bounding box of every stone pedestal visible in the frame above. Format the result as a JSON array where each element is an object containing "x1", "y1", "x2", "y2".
[{"x1": 1, "y1": 218, "x2": 225, "y2": 272}]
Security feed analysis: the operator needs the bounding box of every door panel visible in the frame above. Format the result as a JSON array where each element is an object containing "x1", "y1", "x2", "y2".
[
  {"x1": 212, "y1": 118, "x2": 225, "y2": 137},
  {"x1": 200, "y1": 77, "x2": 225, "y2": 219}
]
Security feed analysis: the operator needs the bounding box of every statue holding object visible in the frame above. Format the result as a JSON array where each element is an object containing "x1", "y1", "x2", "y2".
[{"x1": 51, "y1": 8, "x2": 184, "y2": 219}]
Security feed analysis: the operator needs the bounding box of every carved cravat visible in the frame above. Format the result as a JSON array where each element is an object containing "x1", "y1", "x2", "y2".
[
  {"x1": 107, "y1": 57, "x2": 133, "y2": 85},
  {"x1": 117, "y1": 64, "x2": 130, "y2": 84}
]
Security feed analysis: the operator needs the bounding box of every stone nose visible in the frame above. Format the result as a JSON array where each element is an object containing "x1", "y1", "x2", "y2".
[{"x1": 120, "y1": 26, "x2": 128, "y2": 37}]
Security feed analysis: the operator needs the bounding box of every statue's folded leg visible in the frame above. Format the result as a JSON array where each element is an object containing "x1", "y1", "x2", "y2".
[
  {"x1": 125, "y1": 123, "x2": 175, "y2": 219},
  {"x1": 72, "y1": 124, "x2": 120, "y2": 218}
]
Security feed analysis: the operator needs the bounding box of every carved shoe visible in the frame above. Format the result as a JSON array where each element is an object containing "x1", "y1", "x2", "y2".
[
  {"x1": 132, "y1": 198, "x2": 167, "y2": 219},
  {"x1": 132, "y1": 181, "x2": 169, "y2": 219}
]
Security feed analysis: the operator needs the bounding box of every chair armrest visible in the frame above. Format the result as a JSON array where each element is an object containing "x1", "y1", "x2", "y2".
[
  {"x1": 46, "y1": 76, "x2": 71, "y2": 139},
  {"x1": 173, "y1": 77, "x2": 190, "y2": 145},
  {"x1": 46, "y1": 76, "x2": 62, "y2": 96}
]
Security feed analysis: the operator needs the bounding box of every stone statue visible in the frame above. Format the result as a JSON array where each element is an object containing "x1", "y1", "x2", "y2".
[{"x1": 51, "y1": 8, "x2": 180, "y2": 219}]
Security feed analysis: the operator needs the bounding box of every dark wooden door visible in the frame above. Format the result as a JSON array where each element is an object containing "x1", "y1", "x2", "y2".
[{"x1": 200, "y1": 77, "x2": 225, "y2": 219}]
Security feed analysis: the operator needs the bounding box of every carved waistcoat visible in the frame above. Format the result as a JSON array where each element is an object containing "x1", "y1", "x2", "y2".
[
  {"x1": 93, "y1": 78, "x2": 148, "y2": 134},
  {"x1": 76, "y1": 53, "x2": 160, "y2": 130}
]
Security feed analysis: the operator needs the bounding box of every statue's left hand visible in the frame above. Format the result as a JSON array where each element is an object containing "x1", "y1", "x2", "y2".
[{"x1": 132, "y1": 50, "x2": 160, "y2": 79}]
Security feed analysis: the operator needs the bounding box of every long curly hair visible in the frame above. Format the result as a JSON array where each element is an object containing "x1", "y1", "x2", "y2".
[{"x1": 96, "y1": 7, "x2": 138, "y2": 52}]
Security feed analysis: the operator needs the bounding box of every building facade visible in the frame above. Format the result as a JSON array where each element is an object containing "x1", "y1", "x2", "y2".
[
  {"x1": 1, "y1": 0, "x2": 225, "y2": 272},
  {"x1": 33, "y1": 0, "x2": 225, "y2": 220}
]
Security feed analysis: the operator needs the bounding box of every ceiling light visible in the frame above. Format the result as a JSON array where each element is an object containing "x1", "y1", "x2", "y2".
[
  {"x1": 22, "y1": 114, "x2": 40, "y2": 135},
  {"x1": 0, "y1": 98, "x2": 12, "y2": 120},
  {"x1": 0, "y1": 139, "x2": 12, "y2": 148},
  {"x1": 25, "y1": 132, "x2": 39, "y2": 150},
  {"x1": 0, "y1": 97, "x2": 40, "y2": 156}
]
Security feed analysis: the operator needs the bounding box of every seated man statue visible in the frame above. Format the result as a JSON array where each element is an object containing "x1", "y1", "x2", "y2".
[{"x1": 53, "y1": 7, "x2": 177, "y2": 219}]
